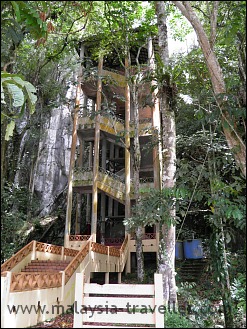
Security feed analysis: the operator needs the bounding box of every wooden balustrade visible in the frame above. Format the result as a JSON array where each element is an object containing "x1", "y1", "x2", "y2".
[
  {"x1": 64, "y1": 247, "x2": 79, "y2": 257},
  {"x1": 69, "y1": 235, "x2": 91, "y2": 241},
  {"x1": 105, "y1": 237, "x2": 124, "y2": 245},
  {"x1": 1, "y1": 241, "x2": 34, "y2": 273},
  {"x1": 143, "y1": 232, "x2": 156, "y2": 239},
  {"x1": 108, "y1": 248, "x2": 120, "y2": 257},
  {"x1": 91, "y1": 242, "x2": 108, "y2": 255},
  {"x1": 36, "y1": 242, "x2": 62, "y2": 254},
  {"x1": 130, "y1": 232, "x2": 156, "y2": 240},
  {"x1": 10, "y1": 272, "x2": 62, "y2": 292},
  {"x1": 2, "y1": 235, "x2": 130, "y2": 294},
  {"x1": 120, "y1": 235, "x2": 128, "y2": 253},
  {"x1": 64, "y1": 242, "x2": 90, "y2": 283}
]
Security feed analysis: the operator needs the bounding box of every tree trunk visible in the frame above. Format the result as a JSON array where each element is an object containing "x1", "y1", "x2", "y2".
[
  {"x1": 210, "y1": 226, "x2": 234, "y2": 328},
  {"x1": 208, "y1": 152, "x2": 234, "y2": 328},
  {"x1": 155, "y1": 1, "x2": 177, "y2": 307},
  {"x1": 172, "y1": 1, "x2": 246, "y2": 178},
  {"x1": 135, "y1": 225, "x2": 144, "y2": 282},
  {"x1": 132, "y1": 74, "x2": 144, "y2": 283}
]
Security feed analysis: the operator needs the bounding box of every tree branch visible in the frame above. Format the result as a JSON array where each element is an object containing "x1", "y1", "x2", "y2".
[{"x1": 209, "y1": 1, "x2": 219, "y2": 49}]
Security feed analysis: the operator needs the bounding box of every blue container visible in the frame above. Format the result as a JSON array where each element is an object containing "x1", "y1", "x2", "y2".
[
  {"x1": 183, "y1": 239, "x2": 203, "y2": 259},
  {"x1": 175, "y1": 241, "x2": 184, "y2": 260}
]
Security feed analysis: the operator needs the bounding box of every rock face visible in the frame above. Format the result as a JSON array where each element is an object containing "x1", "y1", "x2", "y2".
[
  {"x1": 13, "y1": 83, "x2": 77, "y2": 217},
  {"x1": 34, "y1": 104, "x2": 72, "y2": 216}
]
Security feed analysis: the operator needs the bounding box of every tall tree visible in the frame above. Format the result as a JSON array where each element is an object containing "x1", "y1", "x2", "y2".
[
  {"x1": 131, "y1": 51, "x2": 145, "y2": 283},
  {"x1": 155, "y1": 1, "x2": 177, "y2": 307},
  {"x1": 172, "y1": 1, "x2": 246, "y2": 178}
]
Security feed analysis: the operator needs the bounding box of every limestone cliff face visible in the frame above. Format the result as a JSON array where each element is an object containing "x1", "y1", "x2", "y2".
[
  {"x1": 13, "y1": 84, "x2": 77, "y2": 217},
  {"x1": 34, "y1": 105, "x2": 72, "y2": 216},
  {"x1": 36, "y1": 84, "x2": 78, "y2": 216}
]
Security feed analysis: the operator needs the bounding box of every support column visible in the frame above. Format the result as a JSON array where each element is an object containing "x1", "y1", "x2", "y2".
[
  {"x1": 86, "y1": 194, "x2": 91, "y2": 224},
  {"x1": 78, "y1": 139, "x2": 84, "y2": 167},
  {"x1": 100, "y1": 193, "x2": 106, "y2": 244},
  {"x1": 83, "y1": 94, "x2": 88, "y2": 116},
  {"x1": 108, "y1": 143, "x2": 114, "y2": 217},
  {"x1": 91, "y1": 56, "x2": 103, "y2": 242},
  {"x1": 126, "y1": 251, "x2": 131, "y2": 274},
  {"x1": 105, "y1": 272, "x2": 109, "y2": 284},
  {"x1": 75, "y1": 193, "x2": 82, "y2": 234},
  {"x1": 125, "y1": 56, "x2": 131, "y2": 232},
  {"x1": 115, "y1": 145, "x2": 120, "y2": 161},
  {"x1": 118, "y1": 272, "x2": 121, "y2": 284},
  {"x1": 86, "y1": 142, "x2": 93, "y2": 229},
  {"x1": 64, "y1": 44, "x2": 84, "y2": 247},
  {"x1": 114, "y1": 200, "x2": 118, "y2": 217},
  {"x1": 100, "y1": 138, "x2": 107, "y2": 244}
]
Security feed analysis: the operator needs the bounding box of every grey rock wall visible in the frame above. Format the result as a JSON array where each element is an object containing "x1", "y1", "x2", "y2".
[
  {"x1": 34, "y1": 104, "x2": 72, "y2": 216},
  {"x1": 12, "y1": 81, "x2": 79, "y2": 217}
]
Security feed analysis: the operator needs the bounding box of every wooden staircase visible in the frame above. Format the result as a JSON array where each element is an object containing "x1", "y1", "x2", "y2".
[{"x1": 21, "y1": 260, "x2": 70, "y2": 272}]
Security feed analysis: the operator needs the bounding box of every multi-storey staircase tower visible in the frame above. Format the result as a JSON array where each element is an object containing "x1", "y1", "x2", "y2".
[
  {"x1": 1, "y1": 38, "x2": 163, "y2": 328},
  {"x1": 64, "y1": 40, "x2": 162, "y2": 256}
]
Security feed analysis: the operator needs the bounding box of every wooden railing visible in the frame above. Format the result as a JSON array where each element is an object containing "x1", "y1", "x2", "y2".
[
  {"x1": 119, "y1": 235, "x2": 129, "y2": 271},
  {"x1": 2, "y1": 235, "x2": 129, "y2": 293},
  {"x1": 64, "y1": 247, "x2": 79, "y2": 257},
  {"x1": 1, "y1": 234, "x2": 132, "y2": 328},
  {"x1": 130, "y1": 232, "x2": 156, "y2": 240},
  {"x1": 105, "y1": 237, "x2": 124, "y2": 245},
  {"x1": 74, "y1": 273, "x2": 164, "y2": 328},
  {"x1": 1, "y1": 240, "x2": 34, "y2": 272},
  {"x1": 64, "y1": 240, "x2": 91, "y2": 284},
  {"x1": 91, "y1": 242, "x2": 121, "y2": 257},
  {"x1": 78, "y1": 114, "x2": 152, "y2": 137},
  {"x1": 36, "y1": 241, "x2": 62, "y2": 254},
  {"x1": 10, "y1": 272, "x2": 62, "y2": 292},
  {"x1": 69, "y1": 235, "x2": 91, "y2": 241}
]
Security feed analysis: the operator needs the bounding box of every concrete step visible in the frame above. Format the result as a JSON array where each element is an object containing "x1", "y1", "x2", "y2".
[{"x1": 22, "y1": 260, "x2": 70, "y2": 273}]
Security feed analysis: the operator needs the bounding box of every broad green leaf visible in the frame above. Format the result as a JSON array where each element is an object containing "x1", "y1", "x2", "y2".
[
  {"x1": 5, "y1": 82, "x2": 24, "y2": 107},
  {"x1": 5, "y1": 120, "x2": 15, "y2": 141},
  {"x1": 23, "y1": 82, "x2": 37, "y2": 114},
  {"x1": 12, "y1": 76, "x2": 26, "y2": 87},
  {"x1": 1, "y1": 72, "x2": 25, "y2": 83},
  {"x1": 11, "y1": 1, "x2": 21, "y2": 21}
]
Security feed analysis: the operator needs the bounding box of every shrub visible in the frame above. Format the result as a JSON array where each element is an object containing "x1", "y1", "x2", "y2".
[{"x1": 165, "y1": 311, "x2": 194, "y2": 328}]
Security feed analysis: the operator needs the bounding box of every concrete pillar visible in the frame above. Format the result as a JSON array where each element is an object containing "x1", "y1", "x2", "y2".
[
  {"x1": 108, "y1": 142, "x2": 114, "y2": 219},
  {"x1": 100, "y1": 193, "x2": 106, "y2": 244},
  {"x1": 75, "y1": 193, "x2": 82, "y2": 234},
  {"x1": 91, "y1": 57, "x2": 103, "y2": 242},
  {"x1": 124, "y1": 57, "x2": 131, "y2": 232},
  {"x1": 125, "y1": 250, "x2": 131, "y2": 274},
  {"x1": 114, "y1": 200, "x2": 118, "y2": 217},
  {"x1": 101, "y1": 138, "x2": 107, "y2": 170},
  {"x1": 105, "y1": 272, "x2": 109, "y2": 284},
  {"x1": 86, "y1": 194, "x2": 91, "y2": 225}
]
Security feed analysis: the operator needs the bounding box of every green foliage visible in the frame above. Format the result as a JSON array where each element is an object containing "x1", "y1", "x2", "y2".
[
  {"x1": 124, "y1": 187, "x2": 189, "y2": 230},
  {"x1": 1, "y1": 183, "x2": 40, "y2": 262},
  {"x1": 1, "y1": 71, "x2": 37, "y2": 140},
  {"x1": 10, "y1": 1, "x2": 48, "y2": 40},
  {"x1": 231, "y1": 273, "x2": 246, "y2": 312},
  {"x1": 165, "y1": 311, "x2": 194, "y2": 328},
  {"x1": 177, "y1": 281, "x2": 223, "y2": 328}
]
